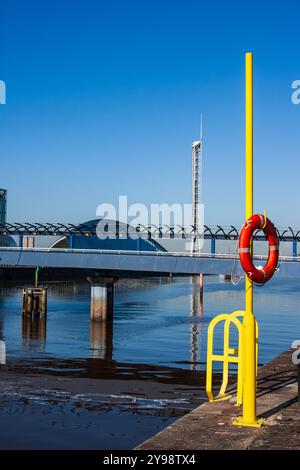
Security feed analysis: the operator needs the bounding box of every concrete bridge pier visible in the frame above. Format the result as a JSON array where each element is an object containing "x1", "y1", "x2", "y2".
[{"x1": 87, "y1": 276, "x2": 117, "y2": 321}]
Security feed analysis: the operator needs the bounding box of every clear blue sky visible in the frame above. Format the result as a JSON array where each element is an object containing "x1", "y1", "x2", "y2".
[{"x1": 0, "y1": 0, "x2": 299, "y2": 227}]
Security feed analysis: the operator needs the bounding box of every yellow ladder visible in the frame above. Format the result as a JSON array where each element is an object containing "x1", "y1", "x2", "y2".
[{"x1": 206, "y1": 310, "x2": 258, "y2": 406}]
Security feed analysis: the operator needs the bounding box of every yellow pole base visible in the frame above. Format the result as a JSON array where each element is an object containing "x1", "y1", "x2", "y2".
[{"x1": 232, "y1": 416, "x2": 264, "y2": 428}]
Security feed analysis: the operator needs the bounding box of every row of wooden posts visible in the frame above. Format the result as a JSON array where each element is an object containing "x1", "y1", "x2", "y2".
[
  {"x1": 22, "y1": 267, "x2": 47, "y2": 316},
  {"x1": 22, "y1": 287, "x2": 47, "y2": 316}
]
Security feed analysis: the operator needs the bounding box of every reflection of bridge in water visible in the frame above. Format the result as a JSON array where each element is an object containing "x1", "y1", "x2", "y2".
[
  {"x1": 0, "y1": 278, "x2": 206, "y2": 376},
  {"x1": 9, "y1": 355, "x2": 208, "y2": 386},
  {"x1": 19, "y1": 278, "x2": 205, "y2": 369},
  {"x1": 3, "y1": 354, "x2": 210, "y2": 418}
]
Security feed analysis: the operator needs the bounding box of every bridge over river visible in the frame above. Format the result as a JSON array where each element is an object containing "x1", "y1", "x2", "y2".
[
  {"x1": 0, "y1": 246, "x2": 299, "y2": 278},
  {"x1": 0, "y1": 221, "x2": 299, "y2": 322}
]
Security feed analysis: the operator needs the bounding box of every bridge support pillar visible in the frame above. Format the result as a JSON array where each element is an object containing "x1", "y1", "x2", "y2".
[
  {"x1": 293, "y1": 239, "x2": 297, "y2": 258},
  {"x1": 68, "y1": 234, "x2": 74, "y2": 250},
  {"x1": 136, "y1": 237, "x2": 142, "y2": 251},
  {"x1": 211, "y1": 238, "x2": 216, "y2": 255},
  {"x1": 87, "y1": 277, "x2": 117, "y2": 321}
]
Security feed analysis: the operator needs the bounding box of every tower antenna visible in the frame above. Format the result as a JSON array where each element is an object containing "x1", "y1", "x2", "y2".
[{"x1": 200, "y1": 113, "x2": 203, "y2": 141}]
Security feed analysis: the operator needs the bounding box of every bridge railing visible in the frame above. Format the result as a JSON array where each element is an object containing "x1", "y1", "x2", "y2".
[
  {"x1": 0, "y1": 222, "x2": 299, "y2": 241},
  {"x1": 0, "y1": 222, "x2": 299, "y2": 258},
  {"x1": 0, "y1": 245, "x2": 298, "y2": 263}
]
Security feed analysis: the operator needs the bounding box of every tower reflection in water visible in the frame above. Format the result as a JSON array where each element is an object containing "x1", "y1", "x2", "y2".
[
  {"x1": 189, "y1": 274, "x2": 203, "y2": 371},
  {"x1": 0, "y1": 340, "x2": 5, "y2": 365},
  {"x1": 0, "y1": 289, "x2": 7, "y2": 364}
]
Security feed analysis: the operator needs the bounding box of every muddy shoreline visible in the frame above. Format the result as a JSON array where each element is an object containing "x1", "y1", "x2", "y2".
[{"x1": 0, "y1": 364, "x2": 207, "y2": 449}]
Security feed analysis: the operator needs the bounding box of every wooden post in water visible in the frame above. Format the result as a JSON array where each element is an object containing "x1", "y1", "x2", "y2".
[
  {"x1": 22, "y1": 287, "x2": 47, "y2": 317},
  {"x1": 41, "y1": 288, "x2": 47, "y2": 315},
  {"x1": 23, "y1": 288, "x2": 33, "y2": 316}
]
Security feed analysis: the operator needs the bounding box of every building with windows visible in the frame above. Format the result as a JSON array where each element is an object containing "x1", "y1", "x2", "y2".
[
  {"x1": 0, "y1": 189, "x2": 7, "y2": 225},
  {"x1": 0, "y1": 189, "x2": 16, "y2": 247}
]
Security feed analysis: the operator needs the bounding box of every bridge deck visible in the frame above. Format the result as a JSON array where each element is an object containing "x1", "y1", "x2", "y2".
[{"x1": 0, "y1": 247, "x2": 298, "y2": 277}]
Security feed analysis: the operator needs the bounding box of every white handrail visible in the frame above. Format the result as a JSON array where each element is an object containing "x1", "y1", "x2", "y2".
[{"x1": 0, "y1": 246, "x2": 298, "y2": 262}]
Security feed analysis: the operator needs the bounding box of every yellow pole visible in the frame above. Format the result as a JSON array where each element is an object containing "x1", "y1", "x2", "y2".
[
  {"x1": 35, "y1": 267, "x2": 39, "y2": 288},
  {"x1": 233, "y1": 52, "x2": 263, "y2": 427}
]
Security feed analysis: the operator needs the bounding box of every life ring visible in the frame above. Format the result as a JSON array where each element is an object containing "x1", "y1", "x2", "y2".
[{"x1": 239, "y1": 214, "x2": 279, "y2": 284}]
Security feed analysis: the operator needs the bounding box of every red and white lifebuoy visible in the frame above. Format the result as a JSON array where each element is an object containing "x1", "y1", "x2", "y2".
[{"x1": 239, "y1": 214, "x2": 279, "y2": 284}]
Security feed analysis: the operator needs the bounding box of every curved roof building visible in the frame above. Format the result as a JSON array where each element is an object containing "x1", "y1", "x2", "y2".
[{"x1": 51, "y1": 218, "x2": 166, "y2": 252}]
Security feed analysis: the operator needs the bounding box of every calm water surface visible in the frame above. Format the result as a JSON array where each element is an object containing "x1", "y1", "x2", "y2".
[{"x1": 0, "y1": 275, "x2": 299, "y2": 449}]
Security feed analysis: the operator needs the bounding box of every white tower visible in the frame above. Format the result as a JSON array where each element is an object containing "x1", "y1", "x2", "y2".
[{"x1": 192, "y1": 117, "x2": 203, "y2": 252}]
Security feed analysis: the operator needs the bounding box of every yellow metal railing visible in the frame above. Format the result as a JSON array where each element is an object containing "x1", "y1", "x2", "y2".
[{"x1": 206, "y1": 310, "x2": 258, "y2": 406}]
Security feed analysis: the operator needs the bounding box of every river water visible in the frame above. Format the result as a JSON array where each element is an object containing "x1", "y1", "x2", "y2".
[{"x1": 0, "y1": 275, "x2": 299, "y2": 449}]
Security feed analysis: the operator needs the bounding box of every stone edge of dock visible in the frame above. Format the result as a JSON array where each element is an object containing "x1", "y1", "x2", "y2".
[{"x1": 136, "y1": 349, "x2": 299, "y2": 450}]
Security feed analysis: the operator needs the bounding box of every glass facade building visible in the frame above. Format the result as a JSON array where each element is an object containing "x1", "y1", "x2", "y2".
[{"x1": 0, "y1": 189, "x2": 7, "y2": 224}]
